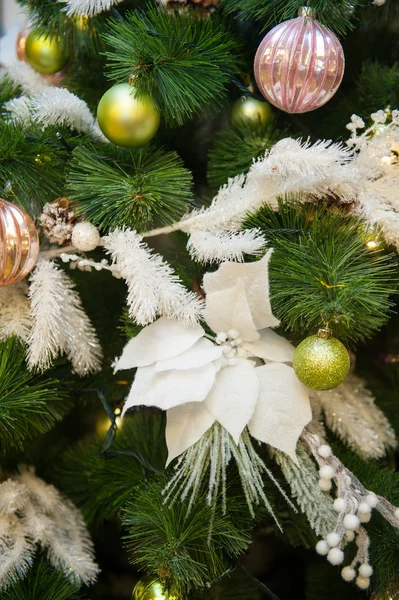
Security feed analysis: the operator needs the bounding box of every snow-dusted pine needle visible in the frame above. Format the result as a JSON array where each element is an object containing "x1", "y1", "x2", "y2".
[
  {"x1": 2, "y1": 61, "x2": 50, "y2": 95},
  {"x1": 187, "y1": 229, "x2": 266, "y2": 263},
  {"x1": 27, "y1": 259, "x2": 102, "y2": 375},
  {"x1": 103, "y1": 228, "x2": 204, "y2": 326},
  {"x1": 3, "y1": 96, "x2": 32, "y2": 126},
  {"x1": 0, "y1": 282, "x2": 31, "y2": 342},
  {"x1": 313, "y1": 374, "x2": 396, "y2": 460},
  {"x1": 61, "y1": 0, "x2": 123, "y2": 16},
  {"x1": 0, "y1": 467, "x2": 99, "y2": 591}
]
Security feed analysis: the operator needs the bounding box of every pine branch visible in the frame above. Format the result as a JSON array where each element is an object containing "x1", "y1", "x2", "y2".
[
  {"x1": 0, "y1": 75, "x2": 22, "y2": 107},
  {"x1": 220, "y1": 0, "x2": 367, "y2": 36},
  {"x1": 244, "y1": 200, "x2": 398, "y2": 345},
  {"x1": 0, "y1": 338, "x2": 70, "y2": 451},
  {"x1": 103, "y1": 5, "x2": 240, "y2": 124},
  {"x1": 67, "y1": 143, "x2": 194, "y2": 231}
]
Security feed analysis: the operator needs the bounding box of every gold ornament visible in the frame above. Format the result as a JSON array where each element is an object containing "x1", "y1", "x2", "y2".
[
  {"x1": 0, "y1": 198, "x2": 39, "y2": 287},
  {"x1": 230, "y1": 96, "x2": 272, "y2": 127},
  {"x1": 25, "y1": 30, "x2": 69, "y2": 75},
  {"x1": 132, "y1": 575, "x2": 181, "y2": 600},
  {"x1": 97, "y1": 83, "x2": 161, "y2": 148},
  {"x1": 293, "y1": 329, "x2": 350, "y2": 391}
]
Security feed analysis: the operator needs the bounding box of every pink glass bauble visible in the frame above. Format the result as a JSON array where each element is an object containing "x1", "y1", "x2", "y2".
[
  {"x1": 0, "y1": 199, "x2": 39, "y2": 287},
  {"x1": 254, "y1": 9, "x2": 345, "y2": 114}
]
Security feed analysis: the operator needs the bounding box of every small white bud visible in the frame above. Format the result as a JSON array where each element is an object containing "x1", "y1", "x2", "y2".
[
  {"x1": 341, "y1": 566, "x2": 356, "y2": 582},
  {"x1": 358, "y1": 502, "x2": 372, "y2": 516},
  {"x1": 333, "y1": 498, "x2": 346, "y2": 513},
  {"x1": 365, "y1": 493, "x2": 378, "y2": 508},
  {"x1": 394, "y1": 508, "x2": 399, "y2": 521},
  {"x1": 318, "y1": 444, "x2": 332, "y2": 458},
  {"x1": 320, "y1": 465, "x2": 335, "y2": 480},
  {"x1": 228, "y1": 329, "x2": 239, "y2": 339},
  {"x1": 316, "y1": 540, "x2": 329, "y2": 556},
  {"x1": 319, "y1": 478, "x2": 332, "y2": 492},
  {"x1": 216, "y1": 332, "x2": 227, "y2": 343},
  {"x1": 326, "y1": 532, "x2": 341, "y2": 547},
  {"x1": 359, "y1": 564, "x2": 373, "y2": 578},
  {"x1": 358, "y1": 512, "x2": 371, "y2": 523},
  {"x1": 356, "y1": 576, "x2": 370, "y2": 590},
  {"x1": 345, "y1": 530, "x2": 355, "y2": 542},
  {"x1": 343, "y1": 513, "x2": 360, "y2": 531},
  {"x1": 327, "y1": 548, "x2": 344, "y2": 565}
]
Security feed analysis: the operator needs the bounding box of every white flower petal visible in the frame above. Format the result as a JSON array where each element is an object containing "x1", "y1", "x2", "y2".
[
  {"x1": 248, "y1": 363, "x2": 312, "y2": 462},
  {"x1": 122, "y1": 362, "x2": 217, "y2": 414},
  {"x1": 155, "y1": 337, "x2": 223, "y2": 372},
  {"x1": 114, "y1": 317, "x2": 204, "y2": 370},
  {"x1": 165, "y1": 403, "x2": 215, "y2": 466},
  {"x1": 203, "y1": 250, "x2": 280, "y2": 330},
  {"x1": 243, "y1": 329, "x2": 295, "y2": 363},
  {"x1": 204, "y1": 280, "x2": 260, "y2": 342},
  {"x1": 204, "y1": 360, "x2": 259, "y2": 444}
]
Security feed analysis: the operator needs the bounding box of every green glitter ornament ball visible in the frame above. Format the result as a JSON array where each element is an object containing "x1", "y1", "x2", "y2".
[
  {"x1": 132, "y1": 576, "x2": 181, "y2": 600},
  {"x1": 293, "y1": 333, "x2": 350, "y2": 391}
]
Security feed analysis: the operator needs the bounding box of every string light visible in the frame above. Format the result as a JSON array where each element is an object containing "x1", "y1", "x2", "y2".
[{"x1": 366, "y1": 240, "x2": 378, "y2": 249}]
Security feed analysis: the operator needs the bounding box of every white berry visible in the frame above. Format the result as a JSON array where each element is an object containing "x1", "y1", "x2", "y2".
[
  {"x1": 72, "y1": 222, "x2": 100, "y2": 252},
  {"x1": 394, "y1": 508, "x2": 399, "y2": 521},
  {"x1": 345, "y1": 530, "x2": 355, "y2": 542},
  {"x1": 228, "y1": 329, "x2": 239, "y2": 339},
  {"x1": 315, "y1": 540, "x2": 329, "y2": 556},
  {"x1": 327, "y1": 548, "x2": 344, "y2": 565},
  {"x1": 365, "y1": 493, "x2": 378, "y2": 508},
  {"x1": 358, "y1": 512, "x2": 371, "y2": 523},
  {"x1": 341, "y1": 566, "x2": 356, "y2": 582},
  {"x1": 320, "y1": 465, "x2": 335, "y2": 480},
  {"x1": 359, "y1": 564, "x2": 373, "y2": 578},
  {"x1": 326, "y1": 532, "x2": 341, "y2": 548},
  {"x1": 343, "y1": 514, "x2": 360, "y2": 531},
  {"x1": 333, "y1": 498, "x2": 346, "y2": 513},
  {"x1": 319, "y1": 478, "x2": 332, "y2": 492},
  {"x1": 358, "y1": 502, "x2": 372, "y2": 516},
  {"x1": 318, "y1": 444, "x2": 332, "y2": 458},
  {"x1": 356, "y1": 576, "x2": 370, "y2": 590}
]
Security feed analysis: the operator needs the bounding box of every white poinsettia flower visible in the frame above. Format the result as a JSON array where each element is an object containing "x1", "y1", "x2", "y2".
[{"x1": 115, "y1": 250, "x2": 312, "y2": 465}]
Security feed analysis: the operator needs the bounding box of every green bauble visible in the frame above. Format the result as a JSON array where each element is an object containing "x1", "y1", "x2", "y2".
[
  {"x1": 230, "y1": 96, "x2": 272, "y2": 127},
  {"x1": 25, "y1": 31, "x2": 69, "y2": 74},
  {"x1": 132, "y1": 576, "x2": 180, "y2": 600},
  {"x1": 97, "y1": 83, "x2": 160, "y2": 148},
  {"x1": 293, "y1": 333, "x2": 350, "y2": 391}
]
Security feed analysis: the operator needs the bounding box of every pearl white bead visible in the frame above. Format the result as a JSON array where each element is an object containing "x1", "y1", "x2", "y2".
[
  {"x1": 326, "y1": 532, "x2": 341, "y2": 547},
  {"x1": 358, "y1": 501, "x2": 372, "y2": 516},
  {"x1": 333, "y1": 498, "x2": 346, "y2": 513},
  {"x1": 319, "y1": 478, "x2": 332, "y2": 492},
  {"x1": 320, "y1": 465, "x2": 335, "y2": 480},
  {"x1": 318, "y1": 444, "x2": 332, "y2": 458},
  {"x1": 356, "y1": 576, "x2": 370, "y2": 590},
  {"x1": 343, "y1": 513, "x2": 360, "y2": 531},
  {"x1": 72, "y1": 222, "x2": 100, "y2": 252},
  {"x1": 345, "y1": 530, "x2": 355, "y2": 542},
  {"x1": 327, "y1": 548, "x2": 344, "y2": 565},
  {"x1": 359, "y1": 564, "x2": 373, "y2": 578},
  {"x1": 341, "y1": 566, "x2": 356, "y2": 582},
  {"x1": 365, "y1": 493, "x2": 378, "y2": 508},
  {"x1": 316, "y1": 540, "x2": 329, "y2": 556}
]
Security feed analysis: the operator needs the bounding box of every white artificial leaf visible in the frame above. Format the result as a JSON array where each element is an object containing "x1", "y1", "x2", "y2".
[
  {"x1": 155, "y1": 337, "x2": 223, "y2": 372},
  {"x1": 204, "y1": 280, "x2": 260, "y2": 342},
  {"x1": 248, "y1": 363, "x2": 312, "y2": 462},
  {"x1": 203, "y1": 250, "x2": 280, "y2": 330},
  {"x1": 165, "y1": 402, "x2": 215, "y2": 466},
  {"x1": 243, "y1": 328, "x2": 295, "y2": 363},
  {"x1": 204, "y1": 360, "x2": 259, "y2": 444},
  {"x1": 114, "y1": 317, "x2": 204, "y2": 371},
  {"x1": 122, "y1": 362, "x2": 217, "y2": 414}
]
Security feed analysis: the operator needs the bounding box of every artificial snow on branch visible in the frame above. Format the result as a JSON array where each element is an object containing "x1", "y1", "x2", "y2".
[
  {"x1": 61, "y1": 0, "x2": 123, "y2": 16},
  {"x1": 0, "y1": 282, "x2": 31, "y2": 342},
  {"x1": 27, "y1": 259, "x2": 102, "y2": 375},
  {"x1": 0, "y1": 467, "x2": 99, "y2": 591},
  {"x1": 103, "y1": 228, "x2": 204, "y2": 326},
  {"x1": 2, "y1": 61, "x2": 50, "y2": 95},
  {"x1": 187, "y1": 229, "x2": 266, "y2": 264}
]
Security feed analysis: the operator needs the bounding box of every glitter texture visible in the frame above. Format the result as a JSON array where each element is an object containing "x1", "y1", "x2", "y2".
[{"x1": 293, "y1": 334, "x2": 350, "y2": 391}]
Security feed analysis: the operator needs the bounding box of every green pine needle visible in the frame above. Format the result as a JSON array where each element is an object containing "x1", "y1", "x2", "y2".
[
  {"x1": 103, "y1": 5, "x2": 240, "y2": 125},
  {"x1": 244, "y1": 201, "x2": 398, "y2": 345},
  {"x1": 0, "y1": 338, "x2": 70, "y2": 452},
  {"x1": 67, "y1": 143, "x2": 194, "y2": 232}
]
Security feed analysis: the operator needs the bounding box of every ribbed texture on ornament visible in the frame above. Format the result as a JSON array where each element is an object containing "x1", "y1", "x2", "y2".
[
  {"x1": 0, "y1": 199, "x2": 39, "y2": 287},
  {"x1": 254, "y1": 16, "x2": 345, "y2": 114}
]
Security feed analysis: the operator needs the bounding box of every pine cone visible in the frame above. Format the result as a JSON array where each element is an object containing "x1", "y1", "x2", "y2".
[{"x1": 40, "y1": 198, "x2": 76, "y2": 246}]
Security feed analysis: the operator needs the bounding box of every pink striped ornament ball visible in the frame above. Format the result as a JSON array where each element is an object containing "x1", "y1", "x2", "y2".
[{"x1": 254, "y1": 8, "x2": 345, "y2": 114}]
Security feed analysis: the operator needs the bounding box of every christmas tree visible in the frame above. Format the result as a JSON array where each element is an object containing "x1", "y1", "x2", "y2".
[{"x1": 1, "y1": 0, "x2": 399, "y2": 598}]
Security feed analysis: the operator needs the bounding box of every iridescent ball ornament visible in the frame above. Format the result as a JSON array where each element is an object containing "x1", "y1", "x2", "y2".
[
  {"x1": 25, "y1": 30, "x2": 70, "y2": 75},
  {"x1": 230, "y1": 96, "x2": 272, "y2": 127},
  {"x1": 293, "y1": 329, "x2": 350, "y2": 391},
  {"x1": 254, "y1": 7, "x2": 345, "y2": 114},
  {"x1": 0, "y1": 198, "x2": 40, "y2": 287},
  {"x1": 97, "y1": 83, "x2": 161, "y2": 148},
  {"x1": 132, "y1": 575, "x2": 181, "y2": 600}
]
